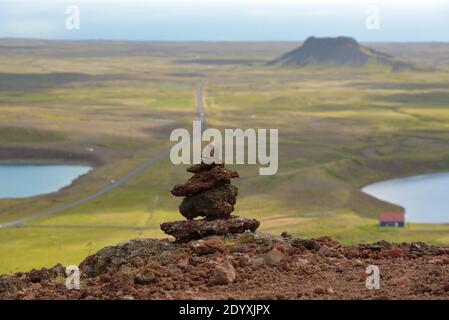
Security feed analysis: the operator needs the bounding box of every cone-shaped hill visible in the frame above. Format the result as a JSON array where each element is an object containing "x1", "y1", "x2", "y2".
[{"x1": 268, "y1": 36, "x2": 416, "y2": 71}]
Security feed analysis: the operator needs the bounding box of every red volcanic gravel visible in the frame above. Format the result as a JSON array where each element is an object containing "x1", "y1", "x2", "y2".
[{"x1": 1, "y1": 233, "x2": 449, "y2": 300}]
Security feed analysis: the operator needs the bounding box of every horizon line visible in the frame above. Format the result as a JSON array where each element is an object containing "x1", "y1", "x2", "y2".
[{"x1": 1, "y1": 37, "x2": 449, "y2": 44}]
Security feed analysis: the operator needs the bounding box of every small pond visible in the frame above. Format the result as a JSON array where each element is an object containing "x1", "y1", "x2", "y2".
[{"x1": 0, "y1": 164, "x2": 91, "y2": 199}]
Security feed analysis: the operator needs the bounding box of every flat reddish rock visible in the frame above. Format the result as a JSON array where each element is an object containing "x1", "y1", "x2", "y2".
[{"x1": 160, "y1": 216, "x2": 260, "y2": 243}]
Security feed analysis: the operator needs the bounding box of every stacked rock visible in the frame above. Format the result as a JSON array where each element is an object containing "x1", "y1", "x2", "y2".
[
  {"x1": 160, "y1": 161, "x2": 260, "y2": 242},
  {"x1": 173, "y1": 162, "x2": 239, "y2": 220}
]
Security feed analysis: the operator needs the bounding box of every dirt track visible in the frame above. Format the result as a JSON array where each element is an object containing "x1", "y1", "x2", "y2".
[{"x1": 1, "y1": 232, "x2": 449, "y2": 300}]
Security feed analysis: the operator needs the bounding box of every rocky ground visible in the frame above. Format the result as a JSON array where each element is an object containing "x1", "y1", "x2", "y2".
[{"x1": 1, "y1": 232, "x2": 449, "y2": 300}]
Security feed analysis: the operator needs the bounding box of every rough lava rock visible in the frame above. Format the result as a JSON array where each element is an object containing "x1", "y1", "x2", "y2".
[
  {"x1": 160, "y1": 216, "x2": 260, "y2": 243},
  {"x1": 0, "y1": 275, "x2": 24, "y2": 294},
  {"x1": 179, "y1": 185, "x2": 238, "y2": 220},
  {"x1": 171, "y1": 165, "x2": 239, "y2": 197}
]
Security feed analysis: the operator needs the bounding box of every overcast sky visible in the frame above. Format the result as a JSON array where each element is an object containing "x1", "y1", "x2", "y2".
[{"x1": 0, "y1": 0, "x2": 448, "y2": 41}]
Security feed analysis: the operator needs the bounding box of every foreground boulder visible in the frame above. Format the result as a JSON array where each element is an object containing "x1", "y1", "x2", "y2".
[{"x1": 80, "y1": 239, "x2": 175, "y2": 277}]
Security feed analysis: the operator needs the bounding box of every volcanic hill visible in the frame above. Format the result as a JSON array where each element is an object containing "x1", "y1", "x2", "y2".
[{"x1": 268, "y1": 36, "x2": 416, "y2": 71}]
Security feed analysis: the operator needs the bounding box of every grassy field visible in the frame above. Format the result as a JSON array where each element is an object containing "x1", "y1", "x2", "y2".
[{"x1": 0, "y1": 40, "x2": 449, "y2": 273}]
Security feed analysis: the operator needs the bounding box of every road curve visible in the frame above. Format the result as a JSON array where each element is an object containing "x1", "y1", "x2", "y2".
[{"x1": 0, "y1": 80, "x2": 206, "y2": 229}]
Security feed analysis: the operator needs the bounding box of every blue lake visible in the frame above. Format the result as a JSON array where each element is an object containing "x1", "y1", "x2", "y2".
[
  {"x1": 0, "y1": 164, "x2": 91, "y2": 199},
  {"x1": 362, "y1": 172, "x2": 449, "y2": 224}
]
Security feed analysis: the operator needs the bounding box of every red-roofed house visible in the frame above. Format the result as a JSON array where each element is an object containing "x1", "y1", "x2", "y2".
[{"x1": 379, "y1": 211, "x2": 405, "y2": 227}]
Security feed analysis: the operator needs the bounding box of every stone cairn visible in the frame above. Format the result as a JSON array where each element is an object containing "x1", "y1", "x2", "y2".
[{"x1": 160, "y1": 161, "x2": 260, "y2": 242}]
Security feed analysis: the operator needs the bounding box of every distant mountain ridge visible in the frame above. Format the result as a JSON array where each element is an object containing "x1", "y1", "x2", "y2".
[{"x1": 268, "y1": 36, "x2": 416, "y2": 71}]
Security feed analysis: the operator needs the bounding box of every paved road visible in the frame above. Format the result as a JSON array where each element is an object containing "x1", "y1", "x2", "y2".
[{"x1": 0, "y1": 80, "x2": 206, "y2": 229}]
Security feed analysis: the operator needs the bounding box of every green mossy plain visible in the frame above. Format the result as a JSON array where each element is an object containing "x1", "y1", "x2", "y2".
[{"x1": 0, "y1": 40, "x2": 449, "y2": 273}]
